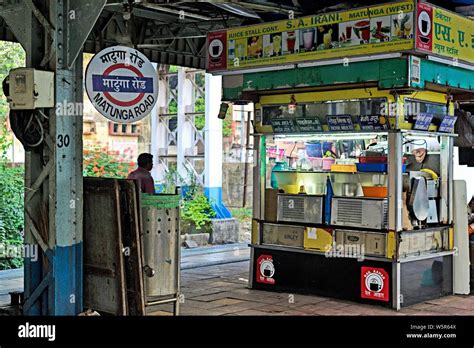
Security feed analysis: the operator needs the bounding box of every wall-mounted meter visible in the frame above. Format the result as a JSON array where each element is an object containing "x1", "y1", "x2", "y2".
[{"x1": 7, "y1": 68, "x2": 54, "y2": 110}]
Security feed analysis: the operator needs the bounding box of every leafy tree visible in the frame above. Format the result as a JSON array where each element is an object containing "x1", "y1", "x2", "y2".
[
  {"x1": 167, "y1": 67, "x2": 232, "y2": 135},
  {"x1": 0, "y1": 42, "x2": 25, "y2": 156},
  {"x1": 0, "y1": 42, "x2": 25, "y2": 269}
]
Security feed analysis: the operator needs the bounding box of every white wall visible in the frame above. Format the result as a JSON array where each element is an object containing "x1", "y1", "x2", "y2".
[{"x1": 453, "y1": 146, "x2": 474, "y2": 203}]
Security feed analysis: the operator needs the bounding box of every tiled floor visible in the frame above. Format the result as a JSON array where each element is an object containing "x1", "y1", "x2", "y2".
[
  {"x1": 172, "y1": 260, "x2": 474, "y2": 316},
  {"x1": 1, "y1": 249, "x2": 473, "y2": 315}
]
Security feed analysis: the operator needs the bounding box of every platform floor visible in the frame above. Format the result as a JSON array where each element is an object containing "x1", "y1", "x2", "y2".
[{"x1": 1, "y1": 245, "x2": 473, "y2": 315}]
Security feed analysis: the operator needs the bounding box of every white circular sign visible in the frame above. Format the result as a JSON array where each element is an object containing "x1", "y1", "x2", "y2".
[
  {"x1": 259, "y1": 259, "x2": 275, "y2": 278},
  {"x1": 209, "y1": 39, "x2": 224, "y2": 58},
  {"x1": 418, "y1": 10, "x2": 431, "y2": 37},
  {"x1": 365, "y1": 272, "x2": 384, "y2": 292},
  {"x1": 85, "y1": 46, "x2": 158, "y2": 123}
]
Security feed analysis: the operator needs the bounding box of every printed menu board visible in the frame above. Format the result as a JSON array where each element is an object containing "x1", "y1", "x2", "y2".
[{"x1": 207, "y1": 1, "x2": 415, "y2": 72}]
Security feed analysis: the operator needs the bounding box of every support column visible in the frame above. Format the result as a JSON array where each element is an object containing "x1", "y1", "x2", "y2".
[
  {"x1": 1, "y1": 0, "x2": 105, "y2": 315},
  {"x1": 204, "y1": 73, "x2": 231, "y2": 218},
  {"x1": 151, "y1": 64, "x2": 168, "y2": 186},
  {"x1": 177, "y1": 67, "x2": 194, "y2": 189}
]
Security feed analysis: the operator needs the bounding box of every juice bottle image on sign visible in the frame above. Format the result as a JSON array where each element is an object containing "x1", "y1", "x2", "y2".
[
  {"x1": 273, "y1": 35, "x2": 282, "y2": 56},
  {"x1": 323, "y1": 29, "x2": 333, "y2": 48},
  {"x1": 287, "y1": 31, "x2": 296, "y2": 53},
  {"x1": 302, "y1": 28, "x2": 315, "y2": 50}
]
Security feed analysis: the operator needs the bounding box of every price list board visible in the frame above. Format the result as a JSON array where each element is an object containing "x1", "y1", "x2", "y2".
[
  {"x1": 326, "y1": 115, "x2": 354, "y2": 131},
  {"x1": 271, "y1": 118, "x2": 298, "y2": 133},
  {"x1": 295, "y1": 118, "x2": 323, "y2": 133},
  {"x1": 358, "y1": 115, "x2": 389, "y2": 131}
]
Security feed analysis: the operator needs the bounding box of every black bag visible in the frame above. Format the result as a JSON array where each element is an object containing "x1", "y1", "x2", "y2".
[{"x1": 454, "y1": 109, "x2": 473, "y2": 148}]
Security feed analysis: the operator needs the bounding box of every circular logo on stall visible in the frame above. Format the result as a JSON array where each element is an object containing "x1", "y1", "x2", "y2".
[
  {"x1": 256, "y1": 254, "x2": 276, "y2": 284},
  {"x1": 365, "y1": 272, "x2": 384, "y2": 292},
  {"x1": 260, "y1": 259, "x2": 275, "y2": 278},
  {"x1": 85, "y1": 45, "x2": 158, "y2": 123},
  {"x1": 209, "y1": 39, "x2": 224, "y2": 59},
  {"x1": 418, "y1": 10, "x2": 432, "y2": 37},
  {"x1": 361, "y1": 266, "x2": 389, "y2": 301}
]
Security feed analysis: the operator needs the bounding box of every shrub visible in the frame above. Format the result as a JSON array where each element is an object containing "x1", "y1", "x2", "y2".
[
  {"x1": 0, "y1": 163, "x2": 24, "y2": 269},
  {"x1": 182, "y1": 191, "x2": 216, "y2": 230},
  {"x1": 83, "y1": 143, "x2": 133, "y2": 178},
  {"x1": 229, "y1": 207, "x2": 252, "y2": 222}
]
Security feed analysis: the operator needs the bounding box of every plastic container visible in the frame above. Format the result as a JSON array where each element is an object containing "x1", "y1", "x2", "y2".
[
  {"x1": 282, "y1": 185, "x2": 299, "y2": 194},
  {"x1": 357, "y1": 163, "x2": 387, "y2": 172},
  {"x1": 274, "y1": 171, "x2": 296, "y2": 186},
  {"x1": 271, "y1": 161, "x2": 288, "y2": 189},
  {"x1": 342, "y1": 183, "x2": 359, "y2": 196},
  {"x1": 305, "y1": 143, "x2": 322, "y2": 158},
  {"x1": 330, "y1": 164, "x2": 357, "y2": 173},
  {"x1": 357, "y1": 163, "x2": 407, "y2": 173},
  {"x1": 362, "y1": 186, "x2": 388, "y2": 197},
  {"x1": 322, "y1": 158, "x2": 336, "y2": 170},
  {"x1": 307, "y1": 157, "x2": 323, "y2": 170},
  {"x1": 358, "y1": 156, "x2": 388, "y2": 164},
  {"x1": 357, "y1": 173, "x2": 388, "y2": 187},
  {"x1": 358, "y1": 156, "x2": 407, "y2": 164}
]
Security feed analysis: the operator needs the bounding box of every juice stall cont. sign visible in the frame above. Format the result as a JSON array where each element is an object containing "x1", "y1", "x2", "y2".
[
  {"x1": 85, "y1": 46, "x2": 158, "y2": 123},
  {"x1": 207, "y1": 1, "x2": 474, "y2": 73},
  {"x1": 207, "y1": 1, "x2": 415, "y2": 72},
  {"x1": 416, "y1": 1, "x2": 474, "y2": 64}
]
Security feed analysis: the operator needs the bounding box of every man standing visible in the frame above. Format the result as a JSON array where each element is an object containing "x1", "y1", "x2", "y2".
[{"x1": 127, "y1": 153, "x2": 155, "y2": 194}]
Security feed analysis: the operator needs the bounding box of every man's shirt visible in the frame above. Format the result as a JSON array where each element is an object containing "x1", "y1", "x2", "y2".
[{"x1": 127, "y1": 167, "x2": 155, "y2": 194}]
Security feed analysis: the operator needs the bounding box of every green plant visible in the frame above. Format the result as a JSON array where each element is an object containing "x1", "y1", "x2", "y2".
[
  {"x1": 182, "y1": 191, "x2": 216, "y2": 229},
  {"x1": 229, "y1": 207, "x2": 252, "y2": 222},
  {"x1": 223, "y1": 115, "x2": 233, "y2": 138},
  {"x1": 0, "y1": 42, "x2": 26, "y2": 269},
  {"x1": 0, "y1": 42, "x2": 25, "y2": 160},
  {"x1": 162, "y1": 164, "x2": 183, "y2": 193},
  {"x1": 166, "y1": 76, "x2": 232, "y2": 136},
  {"x1": 195, "y1": 97, "x2": 205, "y2": 130},
  {"x1": 0, "y1": 163, "x2": 24, "y2": 269}
]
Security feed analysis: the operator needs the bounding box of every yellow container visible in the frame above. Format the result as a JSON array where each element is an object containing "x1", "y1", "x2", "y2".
[
  {"x1": 330, "y1": 164, "x2": 357, "y2": 173},
  {"x1": 304, "y1": 227, "x2": 333, "y2": 252},
  {"x1": 282, "y1": 185, "x2": 299, "y2": 194}
]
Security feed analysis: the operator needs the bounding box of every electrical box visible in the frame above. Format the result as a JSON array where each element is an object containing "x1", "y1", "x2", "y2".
[{"x1": 8, "y1": 68, "x2": 54, "y2": 110}]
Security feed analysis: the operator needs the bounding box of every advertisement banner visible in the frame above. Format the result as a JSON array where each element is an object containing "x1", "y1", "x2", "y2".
[
  {"x1": 416, "y1": 1, "x2": 474, "y2": 64},
  {"x1": 207, "y1": 1, "x2": 415, "y2": 72}
]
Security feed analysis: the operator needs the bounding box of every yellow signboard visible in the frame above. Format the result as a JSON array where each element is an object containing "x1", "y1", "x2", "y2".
[
  {"x1": 416, "y1": 1, "x2": 474, "y2": 63},
  {"x1": 207, "y1": 1, "x2": 415, "y2": 72}
]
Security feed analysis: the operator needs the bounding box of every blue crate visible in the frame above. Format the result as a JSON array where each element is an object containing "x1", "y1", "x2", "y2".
[{"x1": 356, "y1": 163, "x2": 407, "y2": 173}]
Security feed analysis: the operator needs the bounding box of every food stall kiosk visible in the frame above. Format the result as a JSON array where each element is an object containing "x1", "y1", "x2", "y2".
[{"x1": 206, "y1": 0, "x2": 474, "y2": 309}]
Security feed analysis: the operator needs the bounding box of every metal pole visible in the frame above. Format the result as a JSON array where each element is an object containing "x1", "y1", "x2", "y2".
[
  {"x1": 242, "y1": 110, "x2": 251, "y2": 208},
  {"x1": 204, "y1": 73, "x2": 231, "y2": 218},
  {"x1": 0, "y1": 0, "x2": 105, "y2": 315}
]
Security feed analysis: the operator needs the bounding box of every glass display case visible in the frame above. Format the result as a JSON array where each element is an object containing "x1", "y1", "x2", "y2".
[{"x1": 250, "y1": 94, "x2": 456, "y2": 309}]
